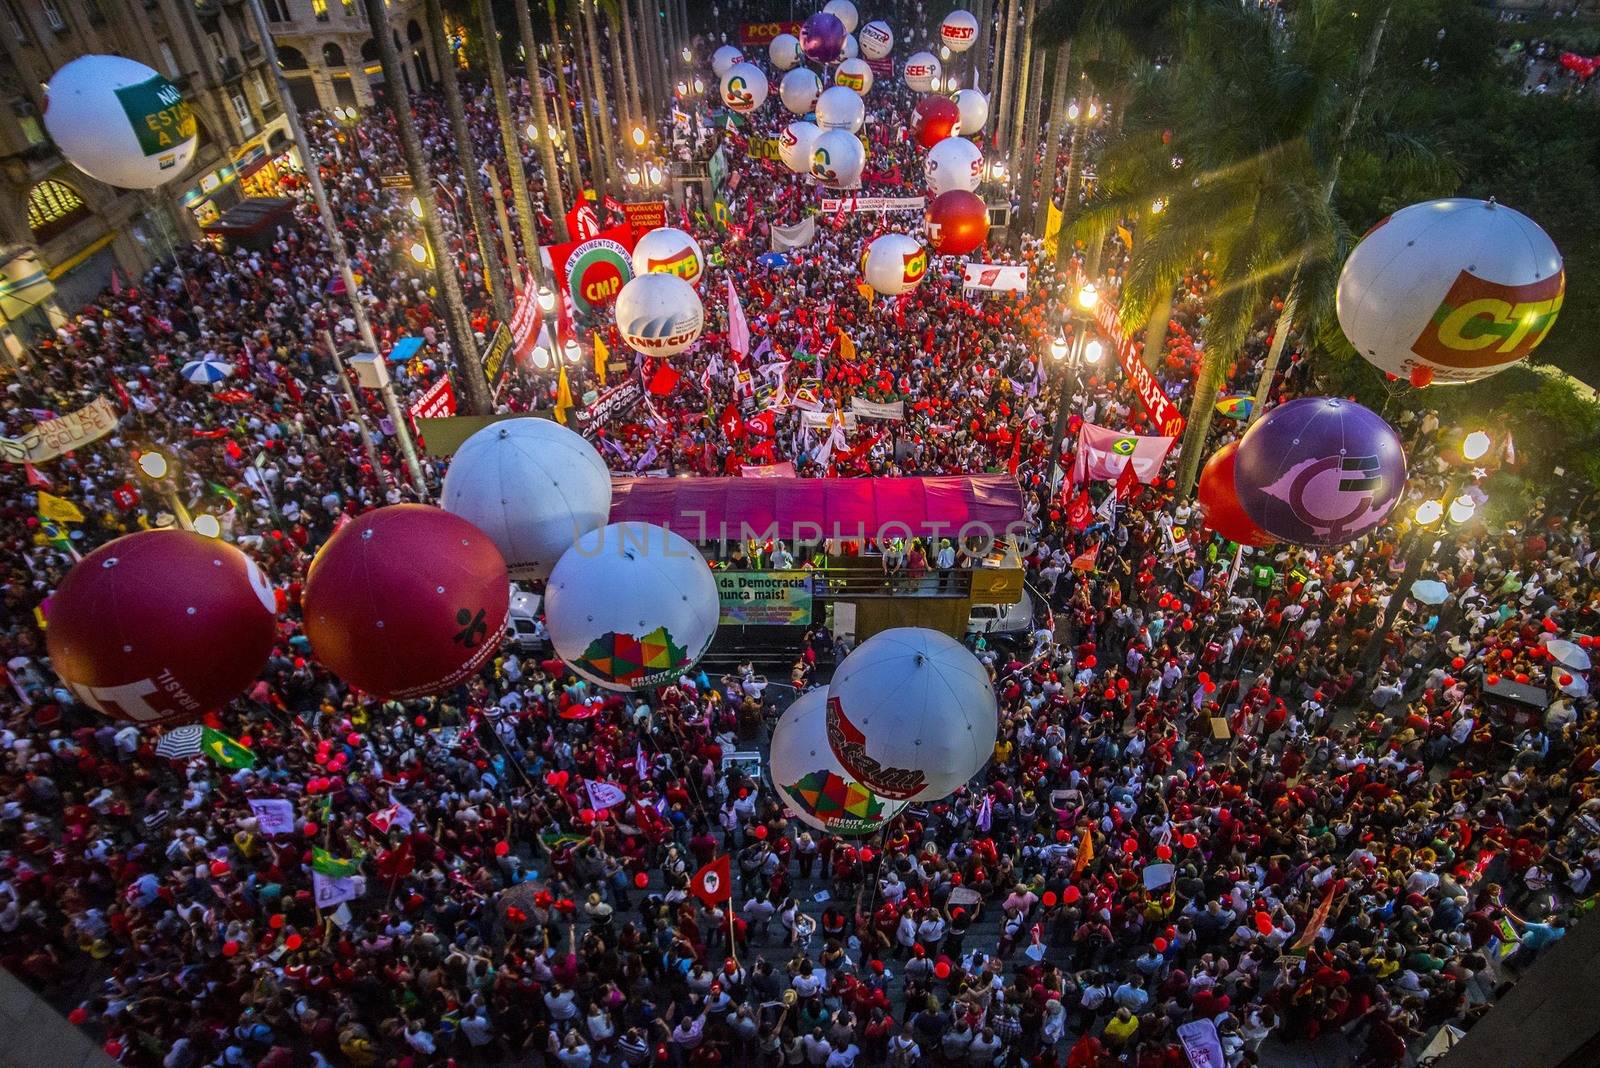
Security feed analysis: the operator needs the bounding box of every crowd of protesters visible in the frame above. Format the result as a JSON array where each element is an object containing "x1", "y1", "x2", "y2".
[{"x1": 2, "y1": 4, "x2": 1599, "y2": 1068}]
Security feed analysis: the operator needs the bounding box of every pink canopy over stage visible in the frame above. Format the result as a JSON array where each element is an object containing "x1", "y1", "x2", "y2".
[{"x1": 608, "y1": 475, "x2": 1027, "y2": 543}]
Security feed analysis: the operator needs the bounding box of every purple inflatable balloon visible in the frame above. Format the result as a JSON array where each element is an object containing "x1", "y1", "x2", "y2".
[
  {"x1": 801, "y1": 12, "x2": 847, "y2": 63},
  {"x1": 1233, "y1": 397, "x2": 1407, "y2": 547}
]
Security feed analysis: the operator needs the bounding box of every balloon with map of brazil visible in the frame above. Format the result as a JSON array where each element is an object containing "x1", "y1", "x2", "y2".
[{"x1": 770, "y1": 688, "x2": 908, "y2": 836}]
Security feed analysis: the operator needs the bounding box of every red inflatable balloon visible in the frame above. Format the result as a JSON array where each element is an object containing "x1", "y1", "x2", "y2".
[
  {"x1": 46, "y1": 530, "x2": 276, "y2": 724},
  {"x1": 925, "y1": 189, "x2": 989, "y2": 255},
  {"x1": 303, "y1": 505, "x2": 509, "y2": 700},
  {"x1": 912, "y1": 96, "x2": 960, "y2": 148},
  {"x1": 1197, "y1": 441, "x2": 1275, "y2": 548}
]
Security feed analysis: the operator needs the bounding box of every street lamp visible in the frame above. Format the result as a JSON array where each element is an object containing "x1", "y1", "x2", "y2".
[
  {"x1": 408, "y1": 196, "x2": 423, "y2": 219},
  {"x1": 1045, "y1": 282, "x2": 1104, "y2": 493},
  {"x1": 1461, "y1": 430, "x2": 1492, "y2": 463},
  {"x1": 408, "y1": 240, "x2": 431, "y2": 265},
  {"x1": 530, "y1": 342, "x2": 552, "y2": 370},
  {"x1": 526, "y1": 122, "x2": 540, "y2": 141},
  {"x1": 1413, "y1": 499, "x2": 1444, "y2": 526},
  {"x1": 1448, "y1": 494, "x2": 1478, "y2": 525},
  {"x1": 692, "y1": 77, "x2": 705, "y2": 96},
  {"x1": 1076, "y1": 282, "x2": 1099, "y2": 312},
  {"x1": 681, "y1": 46, "x2": 693, "y2": 63},
  {"x1": 136, "y1": 448, "x2": 193, "y2": 532},
  {"x1": 537, "y1": 285, "x2": 556, "y2": 313},
  {"x1": 191, "y1": 514, "x2": 222, "y2": 539},
  {"x1": 631, "y1": 125, "x2": 648, "y2": 148}
]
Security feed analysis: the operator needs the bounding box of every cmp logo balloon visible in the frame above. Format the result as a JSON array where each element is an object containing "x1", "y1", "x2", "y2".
[
  {"x1": 565, "y1": 238, "x2": 633, "y2": 320},
  {"x1": 825, "y1": 695, "x2": 928, "y2": 800},
  {"x1": 1410, "y1": 269, "x2": 1564, "y2": 375}
]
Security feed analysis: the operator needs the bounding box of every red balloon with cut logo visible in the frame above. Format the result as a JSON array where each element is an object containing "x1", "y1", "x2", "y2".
[
  {"x1": 1197, "y1": 441, "x2": 1274, "y2": 548},
  {"x1": 912, "y1": 96, "x2": 961, "y2": 149},
  {"x1": 45, "y1": 530, "x2": 277, "y2": 725},
  {"x1": 925, "y1": 189, "x2": 989, "y2": 255},
  {"x1": 303, "y1": 505, "x2": 510, "y2": 700}
]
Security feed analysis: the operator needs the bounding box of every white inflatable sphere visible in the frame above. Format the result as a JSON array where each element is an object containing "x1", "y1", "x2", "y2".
[
  {"x1": 825, "y1": 628, "x2": 998, "y2": 802},
  {"x1": 1336, "y1": 198, "x2": 1564, "y2": 385},
  {"x1": 720, "y1": 62, "x2": 769, "y2": 114},
  {"x1": 859, "y1": 20, "x2": 894, "y2": 60},
  {"x1": 771, "y1": 688, "x2": 909, "y2": 836},
  {"x1": 614, "y1": 273, "x2": 705, "y2": 357},
  {"x1": 768, "y1": 33, "x2": 804, "y2": 70},
  {"x1": 953, "y1": 88, "x2": 989, "y2": 135},
  {"x1": 940, "y1": 9, "x2": 980, "y2": 53},
  {"x1": 903, "y1": 52, "x2": 942, "y2": 93},
  {"x1": 815, "y1": 85, "x2": 866, "y2": 132},
  {"x1": 810, "y1": 128, "x2": 866, "y2": 188},
  {"x1": 823, "y1": 0, "x2": 859, "y2": 34},
  {"x1": 711, "y1": 45, "x2": 743, "y2": 78},
  {"x1": 45, "y1": 55, "x2": 197, "y2": 190},
  {"x1": 779, "y1": 121, "x2": 822, "y2": 174},
  {"x1": 630, "y1": 226, "x2": 705, "y2": 289},
  {"x1": 545, "y1": 523, "x2": 719, "y2": 692},
  {"x1": 840, "y1": 33, "x2": 860, "y2": 60},
  {"x1": 862, "y1": 232, "x2": 929, "y2": 296},
  {"x1": 835, "y1": 57, "x2": 874, "y2": 95},
  {"x1": 925, "y1": 136, "x2": 984, "y2": 195},
  {"x1": 779, "y1": 67, "x2": 823, "y2": 116},
  {"x1": 441, "y1": 419, "x2": 612, "y2": 581}
]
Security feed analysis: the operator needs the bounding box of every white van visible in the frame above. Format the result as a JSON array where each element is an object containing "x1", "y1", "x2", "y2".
[
  {"x1": 507, "y1": 585, "x2": 548, "y2": 654},
  {"x1": 968, "y1": 588, "x2": 1036, "y2": 636}
]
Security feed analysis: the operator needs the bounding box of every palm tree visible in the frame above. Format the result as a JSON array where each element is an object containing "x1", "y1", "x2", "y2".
[
  {"x1": 360, "y1": 0, "x2": 494, "y2": 415},
  {"x1": 1071, "y1": 0, "x2": 1428, "y2": 495},
  {"x1": 472, "y1": 0, "x2": 542, "y2": 279},
  {"x1": 424, "y1": 0, "x2": 513, "y2": 324},
  {"x1": 512, "y1": 0, "x2": 571, "y2": 244}
]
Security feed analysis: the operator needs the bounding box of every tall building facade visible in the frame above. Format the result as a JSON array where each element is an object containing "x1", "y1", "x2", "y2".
[
  {"x1": 0, "y1": 0, "x2": 292, "y2": 359},
  {"x1": 257, "y1": 0, "x2": 440, "y2": 115}
]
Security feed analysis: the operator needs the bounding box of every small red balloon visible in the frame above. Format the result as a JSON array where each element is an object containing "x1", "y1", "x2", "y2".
[
  {"x1": 269, "y1": 914, "x2": 285, "y2": 929},
  {"x1": 1042, "y1": 891, "x2": 1058, "y2": 907},
  {"x1": 1155, "y1": 844, "x2": 1172, "y2": 860},
  {"x1": 634, "y1": 870, "x2": 650, "y2": 888},
  {"x1": 222, "y1": 940, "x2": 240, "y2": 957},
  {"x1": 1084, "y1": 655, "x2": 1097, "y2": 668},
  {"x1": 1486, "y1": 674, "x2": 1501, "y2": 686},
  {"x1": 1451, "y1": 656, "x2": 1466, "y2": 670},
  {"x1": 1152, "y1": 937, "x2": 1169, "y2": 952},
  {"x1": 1063, "y1": 885, "x2": 1081, "y2": 904},
  {"x1": 1255, "y1": 911, "x2": 1273, "y2": 934},
  {"x1": 285, "y1": 934, "x2": 303, "y2": 951},
  {"x1": 1408, "y1": 365, "x2": 1434, "y2": 388},
  {"x1": 210, "y1": 859, "x2": 229, "y2": 877},
  {"x1": 1561, "y1": 674, "x2": 1574, "y2": 686},
  {"x1": 495, "y1": 840, "x2": 511, "y2": 857},
  {"x1": 579, "y1": 808, "x2": 597, "y2": 823},
  {"x1": 1515, "y1": 673, "x2": 1530, "y2": 684},
  {"x1": 1543, "y1": 618, "x2": 1559, "y2": 632},
  {"x1": 302, "y1": 822, "x2": 318, "y2": 837},
  {"x1": 933, "y1": 960, "x2": 951, "y2": 979},
  {"x1": 1181, "y1": 833, "x2": 1198, "y2": 849},
  {"x1": 1122, "y1": 837, "x2": 1138, "y2": 854}
]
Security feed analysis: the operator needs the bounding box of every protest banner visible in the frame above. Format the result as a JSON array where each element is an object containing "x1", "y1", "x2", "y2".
[{"x1": 0, "y1": 397, "x2": 119, "y2": 464}]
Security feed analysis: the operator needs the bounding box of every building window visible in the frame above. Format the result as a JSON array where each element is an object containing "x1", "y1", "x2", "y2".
[
  {"x1": 250, "y1": 70, "x2": 271, "y2": 107},
  {"x1": 261, "y1": 0, "x2": 288, "y2": 20},
  {"x1": 232, "y1": 92, "x2": 254, "y2": 135},
  {"x1": 1, "y1": 0, "x2": 27, "y2": 42},
  {"x1": 312, "y1": 0, "x2": 329, "y2": 21},
  {"x1": 322, "y1": 42, "x2": 345, "y2": 69},
  {"x1": 41, "y1": 0, "x2": 66, "y2": 32},
  {"x1": 158, "y1": 40, "x2": 179, "y2": 79},
  {"x1": 27, "y1": 179, "x2": 90, "y2": 241},
  {"x1": 12, "y1": 98, "x2": 44, "y2": 145}
]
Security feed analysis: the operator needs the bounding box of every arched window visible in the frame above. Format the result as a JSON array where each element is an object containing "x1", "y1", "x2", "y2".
[
  {"x1": 27, "y1": 179, "x2": 90, "y2": 242},
  {"x1": 277, "y1": 46, "x2": 308, "y2": 71},
  {"x1": 322, "y1": 42, "x2": 346, "y2": 69},
  {"x1": 406, "y1": 19, "x2": 423, "y2": 42},
  {"x1": 360, "y1": 39, "x2": 378, "y2": 63}
]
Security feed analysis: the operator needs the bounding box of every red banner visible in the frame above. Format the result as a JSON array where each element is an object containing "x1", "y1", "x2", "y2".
[
  {"x1": 739, "y1": 20, "x2": 801, "y2": 46},
  {"x1": 509, "y1": 276, "x2": 544, "y2": 366},
  {"x1": 1092, "y1": 295, "x2": 1186, "y2": 437},
  {"x1": 408, "y1": 376, "x2": 456, "y2": 422},
  {"x1": 622, "y1": 200, "x2": 668, "y2": 234}
]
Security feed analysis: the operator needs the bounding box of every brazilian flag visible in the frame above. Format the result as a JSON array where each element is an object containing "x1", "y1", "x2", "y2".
[
  {"x1": 311, "y1": 846, "x2": 363, "y2": 877},
  {"x1": 209, "y1": 482, "x2": 242, "y2": 511},
  {"x1": 201, "y1": 727, "x2": 256, "y2": 769},
  {"x1": 712, "y1": 196, "x2": 730, "y2": 231}
]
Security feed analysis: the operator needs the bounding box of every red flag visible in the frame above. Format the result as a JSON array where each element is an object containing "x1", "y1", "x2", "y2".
[
  {"x1": 23, "y1": 463, "x2": 50, "y2": 489},
  {"x1": 647, "y1": 364, "x2": 682, "y2": 396},
  {"x1": 375, "y1": 837, "x2": 415, "y2": 880},
  {"x1": 1115, "y1": 461, "x2": 1140, "y2": 501},
  {"x1": 745, "y1": 410, "x2": 776, "y2": 438},
  {"x1": 1006, "y1": 432, "x2": 1022, "y2": 476},
  {"x1": 691, "y1": 855, "x2": 732, "y2": 907},
  {"x1": 718, "y1": 405, "x2": 746, "y2": 441},
  {"x1": 1071, "y1": 544, "x2": 1100, "y2": 572},
  {"x1": 1066, "y1": 490, "x2": 1093, "y2": 531}
]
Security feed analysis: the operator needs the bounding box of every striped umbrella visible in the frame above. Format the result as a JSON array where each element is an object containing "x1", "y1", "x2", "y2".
[
  {"x1": 180, "y1": 358, "x2": 235, "y2": 385},
  {"x1": 154, "y1": 724, "x2": 204, "y2": 760}
]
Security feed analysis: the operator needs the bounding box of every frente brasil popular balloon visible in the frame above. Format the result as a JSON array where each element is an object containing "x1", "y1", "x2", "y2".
[
  {"x1": 1336, "y1": 198, "x2": 1563, "y2": 385},
  {"x1": 801, "y1": 11, "x2": 847, "y2": 62},
  {"x1": 925, "y1": 190, "x2": 989, "y2": 255},
  {"x1": 826, "y1": 627, "x2": 998, "y2": 802},
  {"x1": 303, "y1": 505, "x2": 510, "y2": 700},
  {"x1": 545, "y1": 523, "x2": 720, "y2": 692},
  {"x1": 1196, "y1": 440, "x2": 1275, "y2": 549},
  {"x1": 1233, "y1": 397, "x2": 1407, "y2": 548},
  {"x1": 770, "y1": 688, "x2": 908, "y2": 836},
  {"x1": 45, "y1": 55, "x2": 198, "y2": 190},
  {"x1": 441, "y1": 418, "x2": 613, "y2": 580},
  {"x1": 46, "y1": 530, "x2": 276, "y2": 724}
]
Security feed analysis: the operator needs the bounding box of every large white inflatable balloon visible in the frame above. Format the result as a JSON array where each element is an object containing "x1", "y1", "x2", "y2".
[
  {"x1": 779, "y1": 121, "x2": 822, "y2": 174},
  {"x1": 614, "y1": 273, "x2": 705, "y2": 357},
  {"x1": 823, "y1": 0, "x2": 859, "y2": 34},
  {"x1": 720, "y1": 62, "x2": 768, "y2": 114},
  {"x1": 631, "y1": 226, "x2": 705, "y2": 289},
  {"x1": 835, "y1": 58, "x2": 874, "y2": 95},
  {"x1": 769, "y1": 33, "x2": 804, "y2": 70},
  {"x1": 779, "y1": 67, "x2": 823, "y2": 116},
  {"x1": 1336, "y1": 198, "x2": 1564, "y2": 385},
  {"x1": 45, "y1": 55, "x2": 197, "y2": 190},
  {"x1": 940, "y1": 10, "x2": 980, "y2": 53},
  {"x1": 825, "y1": 628, "x2": 998, "y2": 802},
  {"x1": 953, "y1": 88, "x2": 989, "y2": 135},
  {"x1": 545, "y1": 523, "x2": 719, "y2": 692},
  {"x1": 771, "y1": 688, "x2": 909, "y2": 836},
  {"x1": 815, "y1": 85, "x2": 866, "y2": 132},
  {"x1": 840, "y1": 34, "x2": 860, "y2": 60},
  {"x1": 711, "y1": 45, "x2": 743, "y2": 78},
  {"x1": 904, "y1": 52, "x2": 942, "y2": 93},
  {"x1": 441, "y1": 419, "x2": 611, "y2": 581},
  {"x1": 925, "y1": 136, "x2": 984, "y2": 194},
  {"x1": 810, "y1": 128, "x2": 866, "y2": 188},
  {"x1": 859, "y1": 20, "x2": 894, "y2": 60},
  {"x1": 862, "y1": 233, "x2": 929, "y2": 296}
]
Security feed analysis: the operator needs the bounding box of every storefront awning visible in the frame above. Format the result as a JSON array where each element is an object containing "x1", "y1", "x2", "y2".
[{"x1": 608, "y1": 474, "x2": 1026, "y2": 544}]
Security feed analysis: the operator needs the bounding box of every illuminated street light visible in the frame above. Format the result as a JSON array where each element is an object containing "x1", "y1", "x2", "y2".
[
  {"x1": 1083, "y1": 339, "x2": 1104, "y2": 364},
  {"x1": 192, "y1": 514, "x2": 222, "y2": 539},
  {"x1": 1076, "y1": 282, "x2": 1099, "y2": 312},
  {"x1": 1067, "y1": 101, "x2": 1081, "y2": 122},
  {"x1": 1150, "y1": 198, "x2": 1166, "y2": 214},
  {"x1": 137, "y1": 451, "x2": 170, "y2": 480},
  {"x1": 1050, "y1": 334, "x2": 1069, "y2": 361},
  {"x1": 1461, "y1": 430, "x2": 1492, "y2": 462},
  {"x1": 1448, "y1": 495, "x2": 1477, "y2": 525},
  {"x1": 408, "y1": 196, "x2": 423, "y2": 219},
  {"x1": 526, "y1": 122, "x2": 539, "y2": 141},
  {"x1": 536, "y1": 285, "x2": 556, "y2": 313},
  {"x1": 530, "y1": 343, "x2": 552, "y2": 370},
  {"x1": 562, "y1": 339, "x2": 581, "y2": 364},
  {"x1": 625, "y1": 166, "x2": 643, "y2": 187},
  {"x1": 940, "y1": 45, "x2": 951, "y2": 60},
  {"x1": 646, "y1": 164, "x2": 663, "y2": 186},
  {"x1": 1414, "y1": 499, "x2": 1444, "y2": 526},
  {"x1": 631, "y1": 125, "x2": 647, "y2": 148},
  {"x1": 681, "y1": 47, "x2": 692, "y2": 63},
  {"x1": 408, "y1": 241, "x2": 430, "y2": 265},
  {"x1": 692, "y1": 77, "x2": 705, "y2": 95}
]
